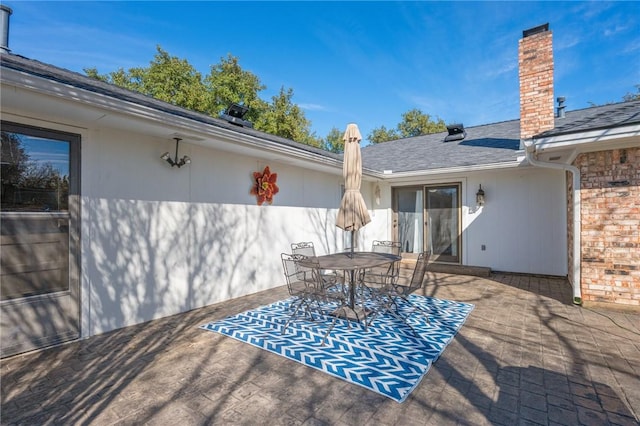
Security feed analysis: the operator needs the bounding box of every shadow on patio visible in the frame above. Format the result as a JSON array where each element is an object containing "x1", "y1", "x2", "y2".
[{"x1": 2, "y1": 271, "x2": 639, "y2": 425}]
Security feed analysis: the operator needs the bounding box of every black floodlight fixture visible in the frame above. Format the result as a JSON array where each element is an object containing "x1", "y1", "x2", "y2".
[
  {"x1": 221, "y1": 103, "x2": 253, "y2": 128},
  {"x1": 444, "y1": 123, "x2": 466, "y2": 142},
  {"x1": 161, "y1": 137, "x2": 191, "y2": 168},
  {"x1": 227, "y1": 103, "x2": 249, "y2": 118}
]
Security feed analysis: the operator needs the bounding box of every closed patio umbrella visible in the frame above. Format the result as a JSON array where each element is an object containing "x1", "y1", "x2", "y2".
[{"x1": 336, "y1": 123, "x2": 371, "y2": 255}]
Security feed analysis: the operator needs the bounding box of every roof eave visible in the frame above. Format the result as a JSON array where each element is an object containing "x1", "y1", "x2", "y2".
[
  {"x1": 533, "y1": 124, "x2": 640, "y2": 152},
  {"x1": 1, "y1": 64, "x2": 346, "y2": 176},
  {"x1": 375, "y1": 158, "x2": 526, "y2": 183}
]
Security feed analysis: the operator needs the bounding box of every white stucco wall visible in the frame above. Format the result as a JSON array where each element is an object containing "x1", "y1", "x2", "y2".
[
  {"x1": 463, "y1": 168, "x2": 567, "y2": 275},
  {"x1": 2, "y1": 103, "x2": 566, "y2": 341},
  {"x1": 79, "y1": 128, "x2": 376, "y2": 336},
  {"x1": 380, "y1": 168, "x2": 567, "y2": 277}
]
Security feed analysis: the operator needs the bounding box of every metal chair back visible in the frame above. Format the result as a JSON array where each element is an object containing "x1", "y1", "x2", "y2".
[
  {"x1": 282, "y1": 253, "x2": 315, "y2": 295},
  {"x1": 372, "y1": 240, "x2": 402, "y2": 256},
  {"x1": 291, "y1": 241, "x2": 316, "y2": 257},
  {"x1": 365, "y1": 251, "x2": 431, "y2": 333},
  {"x1": 291, "y1": 241, "x2": 341, "y2": 288},
  {"x1": 406, "y1": 251, "x2": 430, "y2": 293},
  {"x1": 281, "y1": 252, "x2": 347, "y2": 345},
  {"x1": 369, "y1": 240, "x2": 402, "y2": 283}
]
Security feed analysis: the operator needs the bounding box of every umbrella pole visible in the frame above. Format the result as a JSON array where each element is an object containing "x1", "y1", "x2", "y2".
[
  {"x1": 350, "y1": 228, "x2": 355, "y2": 309},
  {"x1": 351, "y1": 229, "x2": 355, "y2": 257}
]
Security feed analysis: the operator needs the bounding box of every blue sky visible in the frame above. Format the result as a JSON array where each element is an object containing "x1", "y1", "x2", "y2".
[{"x1": 5, "y1": 1, "x2": 640, "y2": 144}]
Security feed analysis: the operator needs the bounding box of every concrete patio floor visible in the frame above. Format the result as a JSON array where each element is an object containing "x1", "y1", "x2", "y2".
[{"x1": 2, "y1": 270, "x2": 639, "y2": 425}]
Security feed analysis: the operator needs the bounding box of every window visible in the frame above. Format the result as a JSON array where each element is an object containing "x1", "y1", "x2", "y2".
[
  {"x1": 1, "y1": 121, "x2": 79, "y2": 300},
  {"x1": 1, "y1": 125, "x2": 71, "y2": 212}
]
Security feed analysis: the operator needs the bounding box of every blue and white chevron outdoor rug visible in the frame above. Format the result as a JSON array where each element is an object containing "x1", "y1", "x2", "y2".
[{"x1": 200, "y1": 294, "x2": 474, "y2": 402}]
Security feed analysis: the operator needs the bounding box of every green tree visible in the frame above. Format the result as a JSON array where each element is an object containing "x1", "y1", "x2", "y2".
[
  {"x1": 140, "y1": 48, "x2": 209, "y2": 112},
  {"x1": 623, "y1": 84, "x2": 640, "y2": 102},
  {"x1": 255, "y1": 86, "x2": 322, "y2": 147},
  {"x1": 84, "y1": 67, "x2": 127, "y2": 86},
  {"x1": 397, "y1": 108, "x2": 447, "y2": 137},
  {"x1": 367, "y1": 108, "x2": 447, "y2": 143},
  {"x1": 85, "y1": 47, "x2": 320, "y2": 147},
  {"x1": 323, "y1": 127, "x2": 345, "y2": 153},
  {"x1": 85, "y1": 47, "x2": 209, "y2": 112},
  {"x1": 204, "y1": 53, "x2": 268, "y2": 121},
  {"x1": 368, "y1": 125, "x2": 399, "y2": 144}
]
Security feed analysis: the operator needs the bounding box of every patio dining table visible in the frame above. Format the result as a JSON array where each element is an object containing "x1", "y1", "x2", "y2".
[{"x1": 298, "y1": 251, "x2": 401, "y2": 319}]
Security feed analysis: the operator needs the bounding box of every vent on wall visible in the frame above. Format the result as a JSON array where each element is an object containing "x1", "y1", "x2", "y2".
[{"x1": 444, "y1": 123, "x2": 466, "y2": 142}]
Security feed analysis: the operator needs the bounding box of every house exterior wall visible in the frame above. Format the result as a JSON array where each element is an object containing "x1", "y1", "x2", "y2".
[
  {"x1": 1, "y1": 105, "x2": 385, "y2": 338},
  {"x1": 77, "y1": 126, "x2": 571, "y2": 336},
  {"x1": 80, "y1": 127, "x2": 376, "y2": 336},
  {"x1": 360, "y1": 182, "x2": 394, "y2": 248},
  {"x1": 576, "y1": 147, "x2": 640, "y2": 307},
  {"x1": 2, "y1": 95, "x2": 570, "y2": 342},
  {"x1": 387, "y1": 167, "x2": 568, "y2": 276},
  {"x1": 463, "y1": 168, "x2": 567, "y2": 275}
]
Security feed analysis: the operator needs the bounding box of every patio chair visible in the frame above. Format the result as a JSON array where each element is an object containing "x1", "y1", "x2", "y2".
[
  {"x1": 281, "y1": 253, "x2": 349, "y2": 346},
  {"x1": 291, "y1": 241, "x2": 342, "y2": 289},
  {"x1": 372, "y1": 240, "x2": 402, "y2": 255},
  {"x1": 290, "y1": 241, "x2": 316, "y2": 257},
  {"x1": 365, "y1": 251, "x2": 431, "y2": 334},
  {"x1": 361, "y1": 240, "x2": 402, "y2": 292},
  {"x1": 281, "y1": 253, "x2": 321, "y2": 333}
]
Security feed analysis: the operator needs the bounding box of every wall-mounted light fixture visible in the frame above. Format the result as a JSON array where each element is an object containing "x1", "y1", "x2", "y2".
[
  {"x1": 161, "y1": 137, "x2": 191, "y2": 168},
  {"x1": 476, "y1": 184, "x2": 485, "y2": 206}
]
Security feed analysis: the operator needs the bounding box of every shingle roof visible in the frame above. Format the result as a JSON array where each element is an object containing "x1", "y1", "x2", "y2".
[
  {"x1": 361, "y1": 100, "x2": 640, "y2": 173},
  {"x1": 536, "y1": 99, "x2": 640, "y2": 138},
  {"x1": 361, "y1": 120, "x2": 521, "y2": 173},
  {"x1": 0, "y1": 53, "x2": 341, "y2": 162},
  {"x1": 3, "y1": 52, "x2": 638, "y2": 175}
]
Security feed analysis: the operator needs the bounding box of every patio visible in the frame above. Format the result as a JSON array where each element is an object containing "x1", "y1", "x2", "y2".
[{"x1": 1, "y1": 269, "x2": 639, "y2": 425}]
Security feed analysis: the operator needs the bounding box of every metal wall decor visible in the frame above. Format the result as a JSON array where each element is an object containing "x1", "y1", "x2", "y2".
[{"x1": 251, "y1": 166, "x2": 279, "y2": 205}]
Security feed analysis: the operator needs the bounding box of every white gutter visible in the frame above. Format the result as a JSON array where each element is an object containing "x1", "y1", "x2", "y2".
[
  {"x1": 367, "y1": 159, "x2": 525, "y2": 182},
  {"x1": 1, "y1": 65, "x2": 345, "y2": 174},
  {"x1": 533, "y1": 124, "x2": 640, "y2": 151},
  {"x1": 524, "y1": 141, "x2": 582, "y2": 305}
]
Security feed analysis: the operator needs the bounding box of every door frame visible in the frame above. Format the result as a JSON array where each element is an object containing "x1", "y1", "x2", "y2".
[
  {"x1": 1, "y1": 121, "x2": 81, "y2": 357},
  {"x1": 424, "y1": 182, "x2": 462, "y2": 263},
  {"x1": 391, "y1": 185, "x2": 423, "y2": 260},
  {"x1": 392, "y1": 182, "x2": 462, "y2": 263}
]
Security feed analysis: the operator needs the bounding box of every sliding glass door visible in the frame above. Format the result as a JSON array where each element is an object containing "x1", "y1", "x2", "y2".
[
  {"x1": 393, "y1": 187, "x2": 423, "y2": 255},
  {"x1": 425, "y1": 184, "x2": 461, "y2": 263},
  {"x1": 393, "y1": 183, "x2": 461, "y2": 263}
]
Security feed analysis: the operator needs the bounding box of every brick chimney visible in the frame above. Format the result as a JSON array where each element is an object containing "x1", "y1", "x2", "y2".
[{"x1": 519, "y1": 23, "x2": 555, "y2": 140}]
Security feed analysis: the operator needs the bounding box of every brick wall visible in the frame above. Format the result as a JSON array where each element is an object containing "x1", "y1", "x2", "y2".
[
  {"x1": 576, "y1": 147, "x2": 640, "y2": 306},
  {"x1": 519, "y1": 28, "x2": 555, "y2": 140}
]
